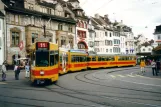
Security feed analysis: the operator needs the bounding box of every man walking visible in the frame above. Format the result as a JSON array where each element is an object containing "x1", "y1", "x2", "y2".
[
  {"x1": 151, "y1": 60, "x2": 157, "y2": 76},
  {"x1": 1, "y1": 62, "x2": 7, "y2": 81}
]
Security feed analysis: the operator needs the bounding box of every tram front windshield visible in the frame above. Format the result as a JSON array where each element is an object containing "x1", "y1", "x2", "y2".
[{"x1": 36, "y1": 50, "x2": 49, "y2": 67}]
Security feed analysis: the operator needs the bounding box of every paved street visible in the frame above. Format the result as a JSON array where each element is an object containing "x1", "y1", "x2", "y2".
[{"x1": 0, "y1": 66, "x2": 161, "y2": 107}]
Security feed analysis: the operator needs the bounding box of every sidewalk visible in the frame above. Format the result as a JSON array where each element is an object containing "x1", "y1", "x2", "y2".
[
  {"x1": 139, "y1": 67, "x2": 161, "y2": 79},
  {"x1": 0, "y1": 70, "x2": 26, "y2": 82}
]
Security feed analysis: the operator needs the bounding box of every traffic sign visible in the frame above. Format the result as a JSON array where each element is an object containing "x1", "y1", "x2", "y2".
[{"x1": 19, "y1": 41, "x2": 23, "y2": 51}]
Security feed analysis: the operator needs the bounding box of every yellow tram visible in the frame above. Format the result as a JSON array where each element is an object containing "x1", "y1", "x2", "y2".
[
  {"x1": 29, "y1": 42, "x2": 59, "y2": 84},
  {"x1": 28, "y1": 42, "x2": 136, "y2": 84}
]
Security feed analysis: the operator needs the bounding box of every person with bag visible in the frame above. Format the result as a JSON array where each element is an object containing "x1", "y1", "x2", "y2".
[{"x1": 1, "y1": 62, "x2": 7, "y2": 81}]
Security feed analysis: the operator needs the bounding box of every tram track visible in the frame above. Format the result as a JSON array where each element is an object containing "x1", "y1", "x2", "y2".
[
  {"x1": 53, "y1": 67, "x2": 161, "y2": 107},
  {"x1": 75, "y1": 67, "x2": 161, "y2": 94},
  {"x1": 1, "y1": 67, "x2": 161, "y2": 107}
]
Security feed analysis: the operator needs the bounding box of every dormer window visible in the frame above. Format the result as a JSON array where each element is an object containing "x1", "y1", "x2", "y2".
[
  {"x1": 58, "y1": 11, "x2": 62, "y2": 16},
  {"x1": 77, "y1": 11, "x2": 82, "y2": 16},
  {"x1": 10, "y1": 0, "x2": 15, "y2": 6},
  {"x1": 47, "y1": 8, "x2": 52, "y2": 14},
  {"x1": 29, "y1": 4, "x2": 34, "y2": 10},
  {"x1": 58, "y1": 24, "x2": 63, "y2": 30}
]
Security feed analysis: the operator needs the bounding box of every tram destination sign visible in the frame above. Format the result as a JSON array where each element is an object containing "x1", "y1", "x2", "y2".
[{"x1": 36, "y1": 42, "x2": 49, "y2": 50}]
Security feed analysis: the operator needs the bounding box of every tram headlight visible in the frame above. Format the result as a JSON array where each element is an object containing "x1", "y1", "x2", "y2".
[{"x1": 40, "y1": 71, "x2": 44, "y2": 75}]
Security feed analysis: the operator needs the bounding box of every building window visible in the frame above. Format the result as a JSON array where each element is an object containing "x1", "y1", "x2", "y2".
[
  {"x1": 61, "y1": 36, "x2": 66, "y2": 46},
  {"x1": 110, "y1": 49, "x2": 112, "y2": 53},
  {"x1": 58, "y1": 24, "x2": 63, "y2": 30},
  {"x1": 82, "y1": 21, "x2": 84, "y2": 28},
  {"x1": 29, "y1": 4, "x2": 34, "y2": 10},
  {"x1": 89, "y1": 32, "x2": 92, "y2": 38},
  {"x1": 68, "y1": 25, "x2": 73, "y2": 33},
  {"x1": 106, "y1": 49, "x2": 108, "y2": 52},
  {"x1": 149, "y1": 48, "x2": 151, "y2": 51},
  {"x1": 58, "y1": 11, "x2": 62, "y2": 16},
  {"x1": 110, "y1": 33, "x2": 112, "y2": 37},
  {"x1": 32, "y1": 33, "x2": 38, "y2": 43},
  {"x1": 47, "y1": 8, "x2": 52, "y2": 14},
  {"x1": 143, "y1": 49, "x2": 145, "y2": 51},
  {"x1": 158, "y1": 35, "x2": 161, "y2": 40},
  {"x1": 105, "y1": 32, "x2": 107, "y2": 36},
  {"x1": 31, "y1": 16, "x2": 35, "y2": 25},
  {"x1": 12, "y1": 32, "x2": 20, "y2": 46},
  {"x1": 69, "y1": 38, "x2": 73, "y2": 48}
]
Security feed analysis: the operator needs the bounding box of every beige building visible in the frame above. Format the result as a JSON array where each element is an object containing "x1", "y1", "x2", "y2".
[{"x1": 3, "y1": 0, "x2": 76, "y2": 65}]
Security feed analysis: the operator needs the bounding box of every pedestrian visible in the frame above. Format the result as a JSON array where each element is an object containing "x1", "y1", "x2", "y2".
[
  {"x1": 25, "y1": 63, "x2": 30, "y2": 78},
  {"x1": 14, "y1": 64, "x2": 18, "y2": 80},
  {"x1": 156, "y1": 60, "x2": 160, "y2": 74},
  {"x1": 1, "y1": 61, "x2": 7, "y2": 81},
  {"x1": 151, "y1": 60, "x2": 157, "y2": 76},
  {"x1": 140, "y1": 60, "x2": 146, "y2": 74},
  {"x1": 14, "y1": 64, "x2": 23, "y2": 80}
]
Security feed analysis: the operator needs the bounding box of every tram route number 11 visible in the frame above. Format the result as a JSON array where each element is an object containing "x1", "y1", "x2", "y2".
[{"x1": 38, "y1": 42, "x2": 48, "y2": 48}]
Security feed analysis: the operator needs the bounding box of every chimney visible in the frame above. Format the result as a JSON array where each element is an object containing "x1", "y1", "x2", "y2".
[{"x1": 95, "y1": 13, "x2": 99, "y2": 19}]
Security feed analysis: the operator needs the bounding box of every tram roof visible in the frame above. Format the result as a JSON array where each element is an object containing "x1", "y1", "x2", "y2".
[
  {"x1": 69, "y1": 49, "x2": 87, "y2": 53},
  {"x1": 90, "y1": 54, "x2": 136, "y2": 56}
]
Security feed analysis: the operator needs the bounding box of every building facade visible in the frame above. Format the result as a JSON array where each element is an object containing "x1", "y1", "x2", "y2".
[
  {"x1": 0, "y1": 11, "x2": 5, "y2": 65},
  {"x1": 87, "y1": 17, "x2": 95, "y2": 52},
  {"x1": 153, "y1": 25, "x2": 161, "y2": 48},
  {"x1": 2, "y1": 0, "x2": 76, "y2": 65},
  {"x1": 67, "y1": 0, "x2": 88, "y2": 50}
]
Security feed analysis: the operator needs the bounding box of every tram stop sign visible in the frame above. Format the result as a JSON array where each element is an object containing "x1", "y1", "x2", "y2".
[{"x1": 19, "y1": 41, "x2": 24, "y2": 51}]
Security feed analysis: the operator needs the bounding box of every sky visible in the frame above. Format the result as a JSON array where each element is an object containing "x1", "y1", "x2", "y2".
[{"x1": 68, "y1": 0, "x2": 161, "y2": 39}]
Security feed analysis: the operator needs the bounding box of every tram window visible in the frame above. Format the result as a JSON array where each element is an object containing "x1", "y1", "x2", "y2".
[
  {"x1": 50, "y1": 51, "x2": 54, "y2": 66},
  {"x1": 72, "y1": 56, "x2": 75, "y2": 62},
  {"x1": 111, "y1": 57, "x2": 115, "y2": 61},
  {"x1": 75, "y1": 56, "x2": 79, "y2": 62},
  {"x1": 102, "y1": 57, "x2": 105, "y2": 61},
  {"x1": 36, "y1": 51, "x2": 49, "y2": 67},
  {"x1": 98, "y1": 57, "x2": 102, "y2": 61},
  {"x1": 92, "y1": 57, "x2": 96, "y2": 61},
  {"x1": 87, "y1": 57, "x2": 91, "y2": 62},
  {"x1": 125, "y1": 57, "x2": 127, "y2": 60},
  {"x1": 55, "y1": 51, "x2": 59, "y2": 64},
  {"x1": 83, "y1": 56, "x2": 87, "y2": 62},
  {"x1": 106, "y1": 57, "x2": 109, "y2": 61},
  {"x1": 80, "y1": 56, "x2": 83, "y2": 62},
  {"x1": 118, "y1": 57, "x2": 122, "y2": 61}
]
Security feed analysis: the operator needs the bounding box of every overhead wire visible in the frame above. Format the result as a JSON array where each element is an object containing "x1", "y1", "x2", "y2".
[
  {"x1": 81, "y1": 0, "x2": 88, "y2": 6},
  {"x1": 91, "y1": 0, "x2": 114, "y2": 14}
]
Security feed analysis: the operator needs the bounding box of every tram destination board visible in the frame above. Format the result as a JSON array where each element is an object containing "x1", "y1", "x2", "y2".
[{"x1": 36, "y1": 42, "x2": 49, "y2": 50}]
